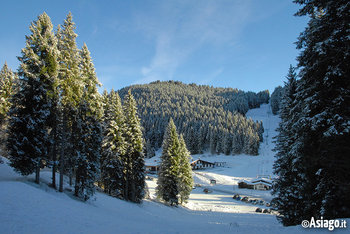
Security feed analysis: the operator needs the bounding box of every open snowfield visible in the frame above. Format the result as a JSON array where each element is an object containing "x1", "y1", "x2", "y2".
[
  {"x1": 1, "y1": 104, "x2": 347, "y2": 233},
  {"x1": 146, "y1": 104, "x2": 279, "y2": 214}
]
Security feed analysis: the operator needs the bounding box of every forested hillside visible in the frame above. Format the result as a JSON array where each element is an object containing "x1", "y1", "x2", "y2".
[{"x1": 119, "y1": 81, "x2": 269, "y2": 156}]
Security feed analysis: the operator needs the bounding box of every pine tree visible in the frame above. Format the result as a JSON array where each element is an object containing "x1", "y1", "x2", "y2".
[
  {"x1": 0, "y1": 62, "x2": 17, "y2": 158},
  {"x1": 79, "y1": 43, "x2": 102, "y2": 118},
  {"x1": 177, "y1": 134, "x2": 194, "y2": 204},
  {"x1": 7, "y1": 12, "x2": 59, "y2": 184},
  {"x1": 156, "y1": 118, "x2": 180, "y2": 206},
  {"x1": 270, "y1": 86, "x2": 284, "y2": 115},
  {"x1": 272, "y1": 65, "x2": 302, "y2": 226},
  {"x1": 145, "y1": 139, "x2": 155, "y2": 158},
  {"x1": 0, "y1": 62, "x2": 16, "y2": 123},
  {"x1": 231, "y1": 132, "x2": 243, "y2": 155},
  {"x1": 56, "y1": 12, "x2": 83, "y2": 192},
  {"x1": 123, "y1": 90, "x2": 145, "y2": 203},
  {"x1": 275, "y1": 0, "x2": 350, "y2": 225},
  {"x1": 73, "y1": 99, "x2": 102, "y2": 200},
  {"x1": 71, "y1": 42, "x2": 102, "y2": 200},
  {"x1": 293, "y1": 0, "x2": 350, "y2": 221},
  {"x1": 101, "y1": 90, "x2": 126, "y2": 197}
]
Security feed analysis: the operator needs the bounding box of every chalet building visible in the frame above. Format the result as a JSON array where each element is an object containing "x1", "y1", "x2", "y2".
[
  {"x1": 238, "y1": 177, "x2": 272, "y2": 190},
  {"x1": 145, "y1": 159, "x2": 160, "y2": 174},
  {"x1": 191, "y1": 159, "x2": 215, "y2": 170},
  {"x1": 145, "y1": 165, "x2": 159, "y2": 174}
]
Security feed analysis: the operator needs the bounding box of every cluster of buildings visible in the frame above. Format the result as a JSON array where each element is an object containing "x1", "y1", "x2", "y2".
[{"x1": 145, "y1": 158, "x2": 226, "y2": 174}]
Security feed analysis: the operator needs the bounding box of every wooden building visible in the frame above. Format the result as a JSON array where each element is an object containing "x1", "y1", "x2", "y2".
[{"x1": 191, "y1": 159, "x2": 215, "y2": 170}]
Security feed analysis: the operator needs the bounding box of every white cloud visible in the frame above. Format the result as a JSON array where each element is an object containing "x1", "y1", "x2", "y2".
[{"x1": 133, "y1": 0, "x2": 252, "y2": 85}]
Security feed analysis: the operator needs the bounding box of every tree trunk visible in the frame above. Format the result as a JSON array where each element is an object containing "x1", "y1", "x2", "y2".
[
  {"x1": 69, "y1": 174, "x2": 73, "y2": 187},
  {"x1": 35, "y1": 161, "x2": 40, "y2": 184},
  {"x1": 51, "y1": 124, "x2": 57, "y2": 189},
  {"x1": 59, "y1": 113, "x2": 67, "y2": 192}
]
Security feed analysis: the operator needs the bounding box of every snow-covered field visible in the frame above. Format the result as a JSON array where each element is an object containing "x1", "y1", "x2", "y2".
[
  {"x1": 146, "y1": 104, "x2": 279, "y2": 214},
  {"x1": 0, "y1": 104, "x2": 344, "y2": 233}
]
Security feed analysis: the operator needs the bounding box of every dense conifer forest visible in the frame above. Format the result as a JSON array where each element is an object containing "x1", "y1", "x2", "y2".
[{"x1": 119, "y1": 81, "x2": 269, "y2": 156}]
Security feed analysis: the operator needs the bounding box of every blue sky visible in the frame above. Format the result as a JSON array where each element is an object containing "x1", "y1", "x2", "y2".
[{"x1": 0, "y1": 0, "x2": 308, "y2": 93}]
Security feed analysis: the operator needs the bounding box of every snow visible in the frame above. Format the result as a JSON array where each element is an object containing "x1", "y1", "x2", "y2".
[{"x1": 0, "y1": 103, "x2": 346, "y2": 233}]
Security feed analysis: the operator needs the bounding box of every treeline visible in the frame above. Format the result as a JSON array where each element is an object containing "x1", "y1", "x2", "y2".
[
  {"x1": 0, "y1": 13, "x2": 145, "y2": 203},
  {"x1": 270, "y1": 85, "x2": 284, "y2": 115},
  {"x1": 119, "y1": 81, "x2": 269, "y2": 156},
  {"x1": 273, "y1": 0, "x2": 350, "y2": 227}
]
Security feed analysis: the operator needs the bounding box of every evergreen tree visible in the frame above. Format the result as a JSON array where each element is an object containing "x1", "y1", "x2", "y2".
[
  {"x1": 145, "y1": 139, "x2": 155, "y2": 158},
  {"x1": 118, "y1": 81, "x2": 265, "y2": 156},
  {"x1": 270, "y1": 86, "x2": 284, "y2": 115},
  {"x1": 157, "y1": 118, "x2": 180, "y2": 206},
  {"x1": 274, "y1": 0, "x2": 350, "y2": 225},
  {"x1": 294, "y1": 0, "x2": 350, "y2": 222},
  {"x1": 177, "y1": 134, "x2": 194, "y2": 204},
  {"x1": 79, "y1": 43, "x2": 102, "y2": 118},
  {"x1": 209, "y1": 127, "x2": 217, "y2": 155},
  {"x1": 72, "y1": 42, "x2": 102, "y2": 199},
  {"x1": 272, "y1": 65, "x2": 302, "y2": 226},
  {"x1": 101, "y1": 91, "x2": 126, "y2": 197},
  {"x1": 0, "y1": 62, "x2": 17, "y2": 158},
  {"x1": 122, "y1": 90, "x2": 145, "y2": 203},
  {"x1": 56, "y1": 12, "x2": 83, "y2": 192},
  {"x1": 231, "y1": 132, "x2": 242, "y2": 155},
  {"x1": 73, "y1": 99, "x2": 102, "y2": 200},
  {"x1": 7, "y1": 12, "x2": 59, "y2": 184},
  {"x1": 0, "y1": 62, "x2": 16, "y2": 123}
]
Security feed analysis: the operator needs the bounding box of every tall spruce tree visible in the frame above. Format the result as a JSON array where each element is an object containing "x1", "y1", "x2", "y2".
[
  {"x1": 73, "y1": 98, "x2": 102, "y2": 200},
  {"x1": 7, "y1": 12, "x2": 59, "y2": 184},
  {"x1": 177, "y1": 134, "x2": 194, "y2": 204},
  {"x1": 272, "y1": 65, "x2": 303, "y2": 226},
  {"x1": 294, "y1": 0, "x2": 350, "y2": 221},
  {"x1": 0, "y1": 62, "x2": 16, "y2": 123},
  {"x1": 101, "y1": 90, "x2": 126, "y2": 197},
  {"x1": 72, "y1": 42, "x2": 102, "y2": 200},
  {"x1": 274, "y1": 0, "x2": 350, "y2": 225},
  {"x1": 157, "y1": 118, "x2": 180, "y2": 206},
  {"x1": 56, "y1": 12, "x2": 83, "y2": 192},
  {"x1": 79, "y1": 43, "x2": 102, "y2": 118},
  {"x1": 0, "y1": 62, "x2": 17, "y2": 159},
  {"x1": 123, "y1": 90, "x2": 145, "y2": 203}
]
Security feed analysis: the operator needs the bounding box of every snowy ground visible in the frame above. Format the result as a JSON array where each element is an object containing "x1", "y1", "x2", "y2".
[
  {"x1": 146, "y1": 104, "x2": 279, "y2": 214},
  {"x1": 1, "y1": 104, "x2": 346, "y2": 233}
]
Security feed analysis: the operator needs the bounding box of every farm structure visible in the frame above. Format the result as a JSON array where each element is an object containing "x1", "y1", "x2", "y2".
[{"x1": 238, "y1": 177, "x2": 273, "y2": 191}]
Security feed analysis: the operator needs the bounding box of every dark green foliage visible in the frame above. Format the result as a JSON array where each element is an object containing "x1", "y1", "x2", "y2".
[
  {"x1": 270, "y1": 86, "x2": 284, "y2": 115},
  {"x1": 178, "y1": 134, "x2": 194, "y2": 204},
  {"x1": 157, "y1": 119, "x2": 181, "y2": 206},
  {"x1": 7, "y1": 13, "x2": 59, "y2": 184},
  {"x1": 0, "y1": 62, "x2": 17, "y2": 158},
  {"x1": 0, "y1": 62, "x2": 16, "y2": 124},
  {"x1": 272, "y1": 65, "x2": 303, "y2": 226},
  {"x1": 119, "y1": 81, "x2": 266, "y2": 155},
  {"x1": 101, "y1": 90, "x2": 126, "y2": 197},
  {"x1": 56, "y1": 12, "x2": 84, "y2": 192},
  {"x1": 122, "y1": 90, "x2": 145, "y2": 203},
  {"x1": 274, "y1": 0, "x2": 350, "y2": 225},
  {"x1": 157, "y1": 119, "x2": 193, "y2": 206},
  {"x1": 74, "y1": 100, "x2": 102, "y2": 201}
]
